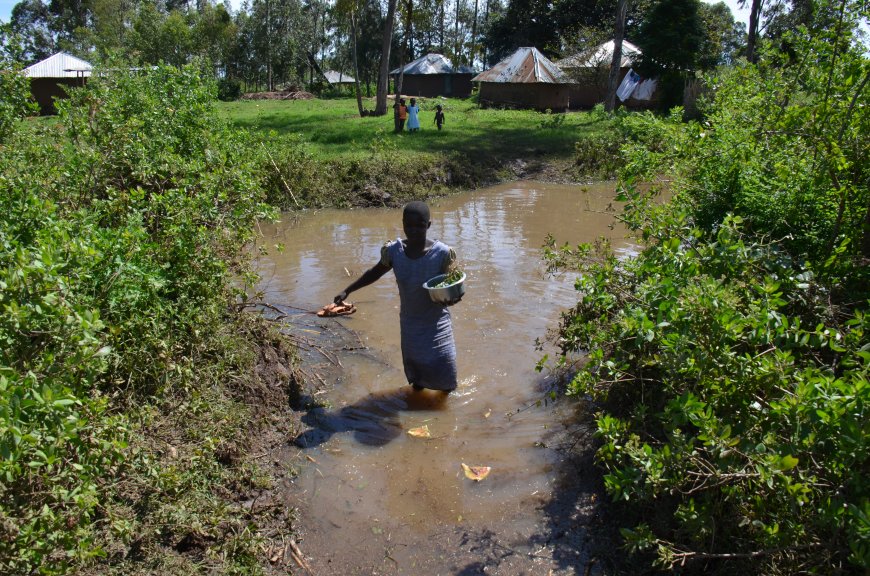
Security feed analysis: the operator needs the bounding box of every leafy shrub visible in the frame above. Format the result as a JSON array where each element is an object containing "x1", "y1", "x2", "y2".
[
  {"x1": 547, "y1": 7, "x2": 869, "y2": 573},
  {"x1": 257, "y1": 134, "x2": 462, "y2": 209},
  {"x1": 539, "y1": 109, "x2": 566, "y2": 129},
  {"x1": 572, "y1": 109, "x2": 679, "y2": 179},
  {"x1": 0, "y1": 56, "x2": 37, "y2": 142},
  {"x1": 620, "y1": 34, "x2": 869, "y2": 269},
  {"x1": 0, "y1": 64, "x2": 275, "y2": 573},
  {"x1": 545, "y1": 196, "x2": 868, "y2": 573},
  {"x1": 573, "y1": 132, "x2": 623, "y2": 178},
  {"x1": 217, "y1": 77, "x2": 242, "y2": 101}
]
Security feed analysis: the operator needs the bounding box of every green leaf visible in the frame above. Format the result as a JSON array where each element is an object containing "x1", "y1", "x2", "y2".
[{"x1": 779, "y1": 455, "x2": 799, "y2": 471}]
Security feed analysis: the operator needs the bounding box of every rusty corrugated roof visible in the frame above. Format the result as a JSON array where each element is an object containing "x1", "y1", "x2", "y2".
[
  {"x1": 472, "y1": 47, "x2": 566, "y2": 84},
  {"x1": 557, "y1": 40, "x2": 642, "y2": 69},
  {"x1": 24, "y1": 52, "x2": 92, "y2": 78}
]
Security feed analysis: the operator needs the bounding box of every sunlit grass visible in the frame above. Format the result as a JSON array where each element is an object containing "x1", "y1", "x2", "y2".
[{"x1": 216, "y1": 97, "x2": 612, "y2": 161}]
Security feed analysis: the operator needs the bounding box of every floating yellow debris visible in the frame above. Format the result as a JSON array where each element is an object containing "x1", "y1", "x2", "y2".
[
  {"x1": 461, "y1": 463, "x2": 491, "y2": 481},
  {"x1": 407, "y1": 425, "x2": 431, "y2": 438}
]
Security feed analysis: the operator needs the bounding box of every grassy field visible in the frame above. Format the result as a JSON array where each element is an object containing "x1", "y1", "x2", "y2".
[{"x1": 217, "y1": 97, "x2": 612, "y2": 162}]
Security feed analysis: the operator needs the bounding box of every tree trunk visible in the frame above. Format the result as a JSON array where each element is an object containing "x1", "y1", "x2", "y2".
[
  {"x1": 470, "y1": 0, "x2": 478, "y2": 68},
  {"x1": 483, "y1": 0, "x2": 489, "y2": 66},
  {"x1": 393, "y1": 0, "x2": 412, "y2": 132},
  {"x1": 375, "y1": 0, "x2": 399, "y2": 115},
  {"x1": 746, "y1": 0, "x2": 762, "y2": 63},
  {"x1": 407, "y1": 0, "x2": 414, "y2": 61},
  {"x1": 267, "y1": 0, "x2": 273, "y2": 91},
  {"x1": 454, "y1": 0, "x2": 460, "y2": 65},
  {"x1": 306, "y1": 51, "x2": 329, "y2": 83},
  {"x1": 439, "y1": 0, "x2": 445, "y2": 50},
  {"x1": 351, "y1": 12, "x2": 366, "y2": 116},
  {"x1": 605, "y1": 0, "x2": 629, "y2": 112}
]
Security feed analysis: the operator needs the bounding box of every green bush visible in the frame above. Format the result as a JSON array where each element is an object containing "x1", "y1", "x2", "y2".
[
  {"x1": 573, "y1": 132, "x2": 623, "y2": 178},
  {"x1": 0, "y1": 56, "x2": 37, "y2": 142},
  {"x1": 620, "y1": 39, "x2": 869, "y2": 269},
  {"x1": 545, "y1": 6, "x2": 869, "y2": 573},
  {"x1": 217, "y1": 77, "x2": 242, "y2": 101},
  {"x1": 545, "y1": 202, "x2": 868, "y2": 572},
  {"x1": 572, "y1": 107, "x2": 683, "y2": 179},
  {"x1": 0, "y1": 64, "x2": 275, "y2": 574}
]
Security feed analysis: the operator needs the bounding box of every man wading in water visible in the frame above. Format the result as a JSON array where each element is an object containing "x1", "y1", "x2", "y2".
[{"x1": 334, "y1": 201, "x2": 461, "y2": 392}]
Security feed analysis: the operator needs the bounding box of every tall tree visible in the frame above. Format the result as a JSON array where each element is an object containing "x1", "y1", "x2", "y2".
[
  {"x1": 604, "y1": 0, "x2": 628, "y2": 111},
  {"x1": 193, "y1": 2, "x2": 237, "y2": 74},
  {"x1": 10, "y1": 0, "x2": 56, "y2": 62},
  {"x1": 335, "y1": 0, "x2": 368, "y2": 115},
  {"x1": 697, "y1": 1, "x2": 744, "y2": 68},
  {"x1": 393, "y1": 0, "x2": 412, "y2": 131},
  {"x1": 469, "y1": 0, "x2": 478, "y2": 67},
  {"x1": 636, "y1": 0, "x2": 706, "y2": 109},
  {"x1": 637, "y1": 0, "x2": 705, "y2": 71},
  {"x1": 374, "y1": 0, "x2": 397, "y2": 115},
  {"x1": 483, "y1": 0, "x2": 558, "y2": 61},
  {"x1": 350, "y1": 10, "x2": 365, "y2": 114},
  {"x1": 743, "y1": 0, "x2": 763, "y2": 62}
]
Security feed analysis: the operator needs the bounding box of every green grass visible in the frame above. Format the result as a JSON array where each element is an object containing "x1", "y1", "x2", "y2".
[{"x1": 217, "y1": 97, "x2": 612, "y2": 162}]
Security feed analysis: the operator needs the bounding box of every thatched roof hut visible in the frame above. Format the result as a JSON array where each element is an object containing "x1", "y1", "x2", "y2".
[
  {"x1": 390, "y1": 53, "x2": 474, "y2": 98},
  {"x1": 557, "y1": 40, "x2": 645, "y2": 109},
  {"x1": 472, "y1": 47, "x2": 569, "y2": 111},
  {"x1": 23, "y1": 52, "x2": 92, "y2": 115}
]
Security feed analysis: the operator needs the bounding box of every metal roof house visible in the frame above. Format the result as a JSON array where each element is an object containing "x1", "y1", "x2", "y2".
[
  {"x1": 390, "y1": 53, "x2": 474, "y2": 98},
  {"x1": 472, "y1": 47, "x2": 569, "y2": 111},
  {"x1": 23, "y1": 52, "x2": 92, "y2": 114},
  {"x1": 323, "y1": 70, "x2": 356, "y2": 85},
  {"x1": 557, "y1": 40, "x2": 646, "y2": 109},
  {"x1": 558, "y1": 39, "x2": 642, "y2": 70}
]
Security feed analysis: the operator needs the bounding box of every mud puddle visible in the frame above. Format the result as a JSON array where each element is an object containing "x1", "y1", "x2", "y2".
[{"x1": 254, "y1": 181, "x2": 633, "y2": 574}]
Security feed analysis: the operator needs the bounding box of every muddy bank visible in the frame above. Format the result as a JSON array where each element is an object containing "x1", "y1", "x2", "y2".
[{"x1": 261, "y1": 149, "x2": 589, "y2": 211}]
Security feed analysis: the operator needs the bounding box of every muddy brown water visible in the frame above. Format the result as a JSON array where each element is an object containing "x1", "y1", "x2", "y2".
[{"x1": 254, "y1": 181, "x2": 634, "y2": 575}]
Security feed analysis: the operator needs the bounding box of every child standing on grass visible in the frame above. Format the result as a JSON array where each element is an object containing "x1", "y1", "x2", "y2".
[
  {"x1": 434, "y1": 104, "x2": 445, "y2": 130},
  {"x1": 397, "y1": 98, "x2": 408, "y2": 131},
  {"x1": 334, "y1": 201, "x2": 460, "y2": 392},
  {"x1": 407, "y1": 98, "x2": 421, "y2": 132}
]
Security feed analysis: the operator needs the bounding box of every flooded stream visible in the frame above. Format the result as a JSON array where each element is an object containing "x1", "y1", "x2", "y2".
[{"x1": 255, "y1": 180, "x2": 633, "y2": 575}]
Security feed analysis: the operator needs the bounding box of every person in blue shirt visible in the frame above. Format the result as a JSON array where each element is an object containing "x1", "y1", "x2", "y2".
[
  {"x1": 334, "y1": 201, "x2": 460, "y2": 391},
  {"x1": 406, "y1": 98, "x2": 421, "y2": 132}
]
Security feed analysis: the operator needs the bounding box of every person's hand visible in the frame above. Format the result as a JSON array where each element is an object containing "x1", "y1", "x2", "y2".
[
  {"x1": 334, "y1": 291, "x2": 348, "y2": 304},
  {"x1": 444, "y1": 295, "x2": 462, "y2": 307}
]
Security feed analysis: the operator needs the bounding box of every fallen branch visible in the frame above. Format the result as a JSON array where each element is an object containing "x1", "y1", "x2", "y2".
[
  {"x1": 260, "y1": 142, "x2": 300, "y2": 208},
  {"x1": 667, "y1": 543, "x2": 819, "y2": 568},
  {"x1": 287, "y1": 539, "x2": 312, "y2": 572}
]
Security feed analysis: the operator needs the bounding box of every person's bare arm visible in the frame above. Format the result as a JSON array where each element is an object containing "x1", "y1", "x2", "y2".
[{"x1": 334, "y1": 262, "x2": 390, "y2": 303}]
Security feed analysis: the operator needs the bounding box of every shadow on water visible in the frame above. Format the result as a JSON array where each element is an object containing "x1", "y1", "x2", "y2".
[{"x1": 293, "y1": 387, "x2": 450, "y2": 448}]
